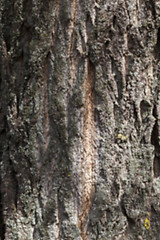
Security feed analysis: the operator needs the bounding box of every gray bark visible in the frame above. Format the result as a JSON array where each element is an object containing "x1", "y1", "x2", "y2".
[{"x1": 0, "y1": 0, "x2": 160, "y2": 239}]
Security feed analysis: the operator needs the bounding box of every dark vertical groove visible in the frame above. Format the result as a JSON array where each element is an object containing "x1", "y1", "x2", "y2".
[
  {"x1": 149, "y1": 0, "x2": 156, "y2": 20},
  {"x1": 151, "y1": 105, "x2": 160, "y2": 177},
  {"x1": 110, "y1": 56, "x2": 123, "y2": 100},
  {"x1": 0, "y1": 120, "x2": 6, "y2": 239},
  {"x1": 120, "y1": 197, "x2": 135, "y2": 233},
  {"x1": 9, "y1": 158, "x2": 18, "y2": 209},
  {"x1": 154, "y1": 28, "x2": 160, "y2": 60},
  {"x1": 0, "y1": 178, "x2": 5, "y2": 240},
  {"x1": 0, "y1": 129, "x2": 5, "y2": 239}
]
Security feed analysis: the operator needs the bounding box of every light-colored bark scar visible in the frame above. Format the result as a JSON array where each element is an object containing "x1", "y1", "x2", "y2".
[
  {"x1": 79, "y1": 59, "x2": 96, "y2": 240},
  {"x1": 68, "y1": 0, "x2": 78, "y2": 88}
]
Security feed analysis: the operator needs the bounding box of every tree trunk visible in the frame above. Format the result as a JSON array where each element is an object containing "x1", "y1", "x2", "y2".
[{"x1": 0, "y1": 0, "x2": 160, "y2": 239}]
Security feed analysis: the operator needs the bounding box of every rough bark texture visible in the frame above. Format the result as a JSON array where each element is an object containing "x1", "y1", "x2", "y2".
[{"x1": 1, "y1": 0, "x2": 160, "y2": 239}]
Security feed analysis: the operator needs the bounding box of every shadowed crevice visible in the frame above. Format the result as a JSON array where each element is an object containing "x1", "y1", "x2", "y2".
[
  {"x1": 148, "y1": 0, "x2": 156, "y2": 20},
  {"x1": 111, "y1": 56, "x2": 123, "y2": 100},
  {"x1": 151, "y1": 105, "x2": 160, "y2": 177},
  {"x1": 0, "y1": 125, "x2": 6, "y2": 240},
  {"x1": 0, "y1": 179, "x2": 5, "y2": 240},
  {"x1": 120, "y1": 197, "x2": 135, "y2": 233},
  {"x1": 154, "y1": 28, "x2": 160, "y2": 61}
]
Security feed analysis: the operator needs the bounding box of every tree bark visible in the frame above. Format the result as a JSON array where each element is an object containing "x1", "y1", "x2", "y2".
[{"x1": 0, "y1": 0, "x2": 160, "y2": 239}]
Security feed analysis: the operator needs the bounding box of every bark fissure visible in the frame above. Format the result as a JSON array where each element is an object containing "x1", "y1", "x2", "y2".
[
  {"x1": 9, "y1": 158, "x2": 18, "y2": 210},
  {"x1": 0, "y1": 178, "x2": 5, "y2": 240},
  {"x1": 57, "y1": 187, "x2": 61, "y2": 240},
  {"x1": 120, "y1": 197, "x2": 135, "y2": 232},
  {"x1": 151, "y1": 105, "x2": 160, "y2": 177},
  {"x1": 69, "y1": 0, "x2": 77, "y2": 59},
  {"x1": 154, "y1": 27, "x2": 160, "y2": 60}
]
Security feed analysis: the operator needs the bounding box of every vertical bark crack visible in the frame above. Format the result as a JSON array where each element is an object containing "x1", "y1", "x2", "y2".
[
  {"x1": 151, "y1": 105, "x2": 160, "y2": 177},
  {"x1": 68, "y1": 0, "x2": 77, "y2": 59},
  {"x1": 120, "y1": 196, "x2": 135, "y2": 235},
  {"x1": 0, "y1": 128, "x2": 6, "y2": 240},
  {"x1": 0, "y1": 178, "x2": 5, "y2": 240},
  {"x1": 57, "y1": 187, "x2": 61, "y2": 240},
  {"x1": 154, "y1": 28, "x2": 160, "y2": 61}
]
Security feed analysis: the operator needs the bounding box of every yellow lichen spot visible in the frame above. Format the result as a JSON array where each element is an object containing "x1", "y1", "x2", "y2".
[
  {"x1": 147, "y1": 212, "x2": 150, "y2": 216},
  {"x1": 68, "y1": 174, "x2": 71, "y2": 177},
  {"x1": 116, "y1": 133, "x2": 127, "y2": 142},
  {"x1": 121, "y1": 135, "x2": 127, "y2": 141},
  {"x1": 144, "y1": 218, "x2": 150, "y2": 229},
  {"x1": 117, "y1": 133, "x2": 122, "y2": 139}
]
